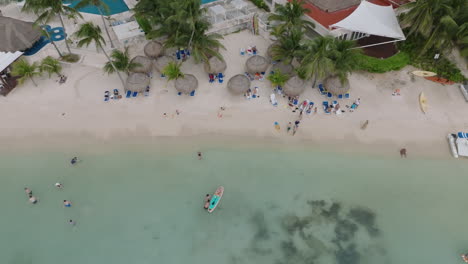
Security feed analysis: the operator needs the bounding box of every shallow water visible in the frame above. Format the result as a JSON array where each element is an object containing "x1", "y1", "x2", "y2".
[{"x1": 1, "y1": 144, "x2": 468, "y2": 264}]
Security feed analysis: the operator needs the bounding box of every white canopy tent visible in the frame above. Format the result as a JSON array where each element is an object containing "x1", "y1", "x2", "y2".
[
  {"x1": 0, "y1": 51, "x2": 23, "y2": 73},
  {"x1": 330, "y1": 1, "x2": 405, "y2": 48}
]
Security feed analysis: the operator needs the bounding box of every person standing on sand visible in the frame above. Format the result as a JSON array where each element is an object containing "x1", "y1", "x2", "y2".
[
  {"x1": 294, "y1": 120, "x2": 300, "y2": 128},
  {"x1": 197, "y1": 152, "x2": 202, "y2": 160},
  {"x1": 287, "y1": 122, "x2": 292, "y2": 133},
  {"x1": 292, "y1": 125, "x2": 298, "y2": 136},
  {"x1": 400, "y1": 148, "x2": 407, "y2": 158}
]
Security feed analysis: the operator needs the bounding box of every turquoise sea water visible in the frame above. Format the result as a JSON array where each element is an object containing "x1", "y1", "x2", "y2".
[
  {"x1": 64, "y1": 0, "x2": 129, "y2": 15},
  {"x1": 1, "y1": 143, "x2": 468, "y2": 264}
]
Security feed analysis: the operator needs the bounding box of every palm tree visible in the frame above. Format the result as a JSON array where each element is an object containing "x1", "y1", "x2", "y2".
[
  {"x1": 103, "y1": 47, "x2": 140, "y2": 75},
  {"x1": 268, "y1": 0, "x2": 314, "y2": 34},
  {"x1": 270, "y1": 28, "x2": 303, "y2": 64},
  {"x1": 22, "y1": 0, "x2": 82, "y2": 55},
  {"x1": 40, "y1": 56, "x2": 62, "y2": 78},
  {"x1": 332, "y1": 40, "x2": 362, "y2": 83},
  {"x1": 11, "y1": 59, "x2": 41, "y2": 87},
  {"x1": 297, "y1": 36, "x2": 336, "y2": 87},
  {"x1": 162, "y1": 61, "x2": 184, "y2": 85},
  {"x1": 267, "y1": 70, "x2": 289, "y2": 88},
  {"x1": 74, "y1": 22, "x2": 125, "y2": 87},
  {"x1": 75, "y1": 0, "x2": 115, "y2": 48}
]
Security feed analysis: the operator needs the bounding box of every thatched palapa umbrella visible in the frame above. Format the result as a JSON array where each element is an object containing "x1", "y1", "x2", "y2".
[
  {"x1": 245, "y1": 55, "x2": 269, "y2": 74},
  {"x1": 227, "y1": 74, "x2": 250, "y2": 94},
  {"x1": 0, "y1": 17, "x2": 42, "y2": 52},
  {"x1": 206, "y1": 46, "x2": 220, "y2": 59},
  {"x1": 271, "y1": 61, "x2": 294, "y2": 76},
  {"x1": 154, "y1": 55, "x2": 175, "y2": 73},
  {"x1": 325, "y1": 75, "x2": 350, "y2": 95},
  {"x1": 204, "y1": 56, "x2": 227, "y2": 74},
  {"x1": 144, "y1": 41, "x2": 163, "y2": 58},
  {"x1": 175, "y1": 74, "x2": 198, "y2": 94},
  {"x1": 126, "y1": 72, "x2": 150, "y2": 92},
  {"x1": 284, "y1": 75, "x2": 306, "y2": 96},
  {"x1": 130, "y1": 56, "x2": 153, "y2": 74}
]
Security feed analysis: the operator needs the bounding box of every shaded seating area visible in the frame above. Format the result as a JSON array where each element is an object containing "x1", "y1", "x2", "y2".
[
  {"x1": 204, "y1": 57, "x2": 227, "y2": 83},
  {"x1": 358, "y1": 35, "x2": 398, "y2": 58},
  {"x1": 175, "y1": 74, "x2": 198, "y2": 96},
  {"x1": 227, "y1": 74, "x2": 251, "y2": 95},
  {"x1": 144, "y1": 41, "x2": 163, "y2": 59},
  {"x1": 130, "y1": 56, "x2": 153, "y2": 74},
  {"x1": 284, "y1": 76, "x2": 306, "y2": 96},
  {"x1": 245, "y1": 55, "x2": 269, "y2": 75},
  {"x1": 324, "y1": 76, "x2": 351, "y2": 97},
  {"x1": 0, "y1": 16, "x2": 42, "y2": 53},
  {"x1": 125, "y1": 72, "x2": 150, "y2": 96},
  {"x1": 270, "y1": 61, "x2": 294, "y2": 77}
]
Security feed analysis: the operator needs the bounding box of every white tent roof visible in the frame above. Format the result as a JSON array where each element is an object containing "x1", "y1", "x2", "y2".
[
  {"x1": 0, "y1": 51, "x2": 23, "y2": 72},
  {"x1": 330, "y1": 1, "x2": 405, "y2": 40}
]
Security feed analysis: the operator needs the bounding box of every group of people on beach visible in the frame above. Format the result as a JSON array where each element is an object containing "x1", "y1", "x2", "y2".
[
  {"x1": 25, "y1": 157, "x2": 79, "y2": 226},
  {"x1": 244, "y1": 87, "x2": 260, "y2": 99}
]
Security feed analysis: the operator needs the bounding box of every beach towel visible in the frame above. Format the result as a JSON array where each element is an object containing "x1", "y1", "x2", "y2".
[
  {"x1": 132, "y1": 91, "x2": 138, "y2": 97},
  {"x1": 270, "y1": 94, "x2": 278, "y2": 106},
  {"x1": 126, "y1": 90, "x2": 131, "y2": 98},
  {"x1": 190, "y1": 90, "x2": 195, "y2": 96}
]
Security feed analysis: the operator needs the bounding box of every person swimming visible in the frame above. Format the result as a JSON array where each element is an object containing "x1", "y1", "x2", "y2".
[
  {"x1": 204, "y1": 194, "x2": 211, "y2": 209},
  {"x1": 55, "y1": 182, "x2": 63, "y2": 189},
  {"x1": 63, "y1": 200, "x2": 72, "y2": 207},
  {"x1": 24, "y1": 187, "x2": 32, "y2": 196},
  {"x1": 29, "y1": 195, "x2": 38, "y2": 204},
  {"x1": 70, "y1": 157, "x2": 78, "y2": 165},
  {"x1": 69, "y1": 219, "x2": 76, "y2": 226},
  {"x1": 462, "y1": 254, "x2": 468, "y2": 263}
]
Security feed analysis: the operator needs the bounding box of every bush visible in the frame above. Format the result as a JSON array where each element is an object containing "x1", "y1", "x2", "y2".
[
  {"x1": 135, "y1": 16, "x2": 152, "y2": 35},
  {"x1": 357, "y1": 52, "x2": 410, "y2": 73},
  {"x1": 249, "y1": 0, "x2": 270, "y2": 11},
  {"x1": 60, "y1": 53, "x2": 80, "y2": 63}
]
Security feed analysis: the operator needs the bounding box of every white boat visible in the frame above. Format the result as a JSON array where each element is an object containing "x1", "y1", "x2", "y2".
[{"x1": 447, "y1": 134, "x2": 458, "y2": 158}]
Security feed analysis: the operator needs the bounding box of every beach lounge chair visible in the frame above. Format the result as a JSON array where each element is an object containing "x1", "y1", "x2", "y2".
[
  {"x1": 327, "y1": 92, "x2": 332, "y2": 98},
  {"x1": 270, "y1": 94, "x2": 278, "y2": 106},
  {"x1": 306, "y1": 102, "x2": 314, "y2": 114},
  {"x1": 319, "y1": 86, "x2": 326, "y2": 95},
  {"x1": 132, "y1": 91, "x2": 138, "y2": 97},
  {"x1": 218, "y1": 73, "x2": 224, "y2": 83},
  {"x1": 104, "y1": 91, "x2": 110, "y2": 102},
  {"x1": 190, "y1": 90, "x2": 195, "y2": 96},
  {"x1": 176, "y1": 50, "x2": 181, "y2": 60},
  {"x1": 345, "y1": 93, "x2": 350, "y2": 99},
  {"x1": 293, "y1": 98, "x2": 299, "y2": 106},
  {"x1": 333, "y1": 100, "x2": 337, "y2": 105},
  {"x1": 323, "y1": 101, "x2": 330, "y2": 113},
  {"x1": 126, "y1": 90, "x2": 131, "y2": 98},
  {"x1": 177, "y1": 92, "x2": 182, "y2": 96},
  {"x1": 240, "y1": 48, "x2": 245, "y2": 56},
  {"x1": 338, "y1": 94, "x2": 343, "y2": 99}
]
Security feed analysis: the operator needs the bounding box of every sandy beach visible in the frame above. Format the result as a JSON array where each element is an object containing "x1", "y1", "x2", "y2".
[{"x1": 1, "y1": 24, "x2": 467, "y2": 158}]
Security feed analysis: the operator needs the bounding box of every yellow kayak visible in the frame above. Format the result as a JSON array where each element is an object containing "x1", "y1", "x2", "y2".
[{"x1": 419, "y1": 92, "x2": 428, "y2": 113}]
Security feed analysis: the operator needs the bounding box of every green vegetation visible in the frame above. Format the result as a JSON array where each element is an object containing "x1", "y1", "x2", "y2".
[
  {"x1": 74, "y1": 22, "x2": 126, "y2": 87},
  {"x1": 267, "y1": 70, "x2": 289, "y2": 87},
  {"x1": 40, "y1": 56, "x2": 62, "y2": 77},
  {"x1": 75, "y1": 0, "x2": 115, "y2": 48},
  {"x1": 163, "y1": 62, "x2": 184, "y2": 86},
  {"x1": 61, "y1": 54, "x2": 80, "y2": 63},
  {"x1": 103, "y1": 47, "x2": 140, "y2": 76},
  {"x1": 22, "y1": 0, "x2": 82, "y2": 55},
  {"x1": 135, "y1": 15, "x2": 151, "y2": 36},
  {"x1": 268, "y1": 0, "x2": 313, "y2": 34},
  {"x1": 134, "y1": 0, "x2": 224, "y2": 63},
  {"x1": 356, "y1": 52, "x2": 410, "y2": 73},
  {"x1": 11, "y1": 59, "x2": 41, "y2": 87},
  {"x1": 249, "y1": 0, "x2": 270, "y2": 12}
]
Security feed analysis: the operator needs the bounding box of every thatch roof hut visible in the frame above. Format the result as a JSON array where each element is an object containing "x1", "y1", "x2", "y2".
[
  {"x1": 144, "y1": 41, "x2": 163, "y2": 58},
  {"x1": 130, "y1": 56, "x2": 153, "y2": 74},
  {"x1": 245, "y1": 55, "x2": 269, "y2": 74},
  {"x1": 324, "y1": 76, "x2": 350, "y2": 95},
  {"x1": 0, "y1": 17, "x2": 42, "y2": 52},
  {"x1": 305, "y1": 0, "x2": 359, "y2": 12},
  {"x1": 284, "y1": 75, "x2": 306, "y2": 96},
  {"x1": 271, "y1": 61, "x2": 294, "y2": 77},
  {"x1": 204, "y1": 56, "x2": 227, "y2": 74},
  {"x1": 126, "y1": 72, "x2": 150, "y2": 92},
  {"x1": 175, "y1": 74, "x2": 198, "y2": 94},
  {"x1": 154, "y1": 55, "x2": 175, "y2": 73},
  {"x1": 227, "y1": 74, "x2": 251, "y2": 94},
  {"x1": 206, "y1": 46, "x2": 220, "y2": 59}
]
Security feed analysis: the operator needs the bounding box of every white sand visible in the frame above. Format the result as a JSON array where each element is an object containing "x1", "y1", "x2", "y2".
[{"x1": 1, "y1": 24, "x2": 468, "y2": 158}]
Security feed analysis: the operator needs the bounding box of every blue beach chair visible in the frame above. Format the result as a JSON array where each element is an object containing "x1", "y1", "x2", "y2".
[
  {"x1": 338, "y1": 94, "x2": 343, "y2": 99},
  {"x1": 177, "y1": 92, "x2": 182, "y2": 96},
  {"x1": 327, "y1": 92, "x2": 332, "y2": 98},
  {"x1": 126, "y1": 90, "x2": 132, "y2": 98},
  {"x1": 218, "y1": 73, "x2": 224, "y2": 83},
  {"x1": 190, "y1": 90, "x2": 195, "y2": 96},
  {"x1": 176, "y1": 50, "x2": 181, "y2": 60},
  {"x1": 132, "y1": 91, "x2": 138, "y2": 97},
  {"x1": 345, "y1": 93, "x2": 350, "y2": 99},
  {"x1": 322, "y1": 101, "x2": 329, "y2": 112},
  {"x1": 333, "y1": 100, "x2": 338, "y2": 105}
]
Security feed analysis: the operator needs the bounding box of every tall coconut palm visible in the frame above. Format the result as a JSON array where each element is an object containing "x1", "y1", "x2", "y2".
[
  {"x1": 162, "y1": 61, "x2": 184, "y2": 86},
  {"x1": 75, "y1": 0, "x2": 114, "y2": 48},
  {"x1": 40, "y1": 56, "x2": 62, "y2": 78},
  {"x1": 11, "y1": 59, "x2": 41, "y2": 87},
  {"x1": 22, "y1": 0, "x2": 82, "y2": 55},
  {"x1": 297, "y1": 36, "x2": 336, "y2": 87},
  {"x1": 270, "y1": 28, "x2": 303, "y2": 64},
  {"x1": 268, "y1": 0, "x2": 314, "y2": 34},
  {"x1": 332, "y1": 40, "x2": 362, "y2": 83},
  {"x1": 267, "y1": 70, "x2": 289, "y2": 88},
  {"x1": 74, "y1": 22, "x2": 125, "y2": 87},
  {"x1": 103, "y1": 47, "x2": 141, "y2": 76}
]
